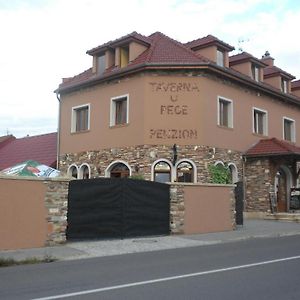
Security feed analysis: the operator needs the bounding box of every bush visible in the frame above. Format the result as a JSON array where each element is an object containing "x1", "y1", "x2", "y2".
[
  {"x1": 129, "y1": 175, "x2": 145, "y2": 180},
  {"x1": 209, "y1": 164, "x2": 231, "y2": 184}
]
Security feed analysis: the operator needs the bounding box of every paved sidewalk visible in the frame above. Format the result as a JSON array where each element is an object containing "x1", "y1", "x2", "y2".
[{"x1": 1, "y1": 220, "x2": 300, "y2": 262}]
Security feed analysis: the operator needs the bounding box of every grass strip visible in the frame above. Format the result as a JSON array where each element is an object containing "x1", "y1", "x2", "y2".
[{"x1": 0, "y1": 255, "x2": 57, "y2": 267}]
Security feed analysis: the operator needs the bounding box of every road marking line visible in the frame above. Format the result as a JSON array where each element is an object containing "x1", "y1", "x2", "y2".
[{"x1": 32, "y1": 255, "x2": 300, "y2": 300}]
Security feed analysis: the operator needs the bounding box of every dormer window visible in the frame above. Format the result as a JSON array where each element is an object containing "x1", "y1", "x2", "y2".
[
  {"x1": 281, "y1": 78, "x2": 288, "y2": 93},
  {"x1": 217, "y1": 49, "x2": 225, "y2": 67},
  {"x1": 120, "y1": 45, "x2": 129, "y2": 68},
  {"x1": 251, "y1": 64, "x2": 260, "y2": 82},
  {"x1": 97, "y1": 55, "x2": 105, "y2": 75}
]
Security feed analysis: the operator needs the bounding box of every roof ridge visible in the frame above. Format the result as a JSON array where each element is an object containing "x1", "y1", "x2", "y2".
[
  {"x1": 18, "y1": 132, "x2": 57, "y2": 140},
  {"x1": 87, "y1": 31, "x2": 151, "y2": 55},
  {"x1": 148, "y1": 31, "x2": 209, "y2": 62}
]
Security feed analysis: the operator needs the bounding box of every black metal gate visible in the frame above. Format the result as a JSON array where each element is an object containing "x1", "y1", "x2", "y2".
[
  {"x1": 67, "y1": 178, "x2": 170, "y2": 240},
  {"x1": 235, "y1": 181, "x2": 244, "y2": 225}
]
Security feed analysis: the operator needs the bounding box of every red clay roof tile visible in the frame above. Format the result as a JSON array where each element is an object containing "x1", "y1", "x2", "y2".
[
  {"x1": 185, "y1": 34, "x2": 235, "y2": 51},
  {"x1": 292, "y1": 79, "x2": 300, "y2": 90},
  {"x1": 0, "y1": 135, "x2": 15, "y2": 149},
  {"x1": 86, "y1": 31, "x2": 152, "y2": 55},
  {"x1": 229, "y1": 52, "x2": 267, "y2": 67},
  {"x1": 58, "y1": 31, "x2": 210, "y2": 91},
  {"x1": 264, "y1": 65, "x2": 295, "y2": 80},
  {"x1": 0, "y1": 132, "x2": 57, "y2": 170},
  {"x1": 245, "y1": 138, "x2": 300, "y2": 157}
]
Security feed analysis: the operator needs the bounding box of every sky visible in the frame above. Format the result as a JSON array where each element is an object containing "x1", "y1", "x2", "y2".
[{"x1": 0, "y1": 0, "x2": 299, "y2": 138}]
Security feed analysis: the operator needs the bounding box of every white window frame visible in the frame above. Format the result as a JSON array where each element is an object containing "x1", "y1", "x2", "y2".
[
  {"x1": 281, "y1": 78, "x2": 288, "y2": 93},
  {"x1": 251, "y1": 64, "x2": 260, "y2": 82},
  {"x1": 252, "y1": 107, "x2": 268, "y2": 136},
  {"x1": 228, "y1": 162, "x2": 239, "y2": 184},
  {"x1": 217, "y1": 49, "x2": 225, "y2": 67},
  {"x1": 175, "y1": 159, "x2": 197, "y2": 183},
  {"x1": 214, "y1": 160, "x2": 225, "y2": 167},
  {"x1": 105, "y1": 160, "x2": 132, "y2": 178},
  {"x1": 79, "y1": 163, "x2": 91, "y2": 179},
  {"x1": 71, "y1": 103, "x2": 90, "y2": 133},
  {"x1": 151, "y1": 159, "x2": 173, "y2": 182},
  {"x1": 283, "y1": 117, "x2": 296, "y2": 142},
  {"x1": 97, "y1": 54, "x2": 106, "y2": 75},
  {"x1": 217, "y1": 96, "x2": 233, "y2": 128},
  {"x1": 110, "y1": 94, "x2": 129, "y2": 126},
  {"x1": 67, "y1": 164, "x2": 78, "y2": 178}
]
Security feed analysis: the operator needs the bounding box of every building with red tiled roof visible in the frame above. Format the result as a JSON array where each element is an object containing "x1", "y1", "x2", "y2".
[
  {"x1": 0, "y1": 135, "x2": 15, "y2": 149},
  {"x1": 292, "y1": 79, "x2": 300, "y2": 98},
  {"x1": 55, "y1": 31, "x2": 300, "y2": 214},
  {"x1": 0, "y1": 132, "x2": 57, "y2": 171}
]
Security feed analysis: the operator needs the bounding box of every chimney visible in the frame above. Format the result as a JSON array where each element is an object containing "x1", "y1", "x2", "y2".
[{"x1": 261, "y1": 51, "x2": 274, "y2": 66}]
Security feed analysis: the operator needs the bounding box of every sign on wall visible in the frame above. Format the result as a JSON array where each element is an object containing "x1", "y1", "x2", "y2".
[{"x1": 149, "y1": 81, "x2": 199, "y2": 140}]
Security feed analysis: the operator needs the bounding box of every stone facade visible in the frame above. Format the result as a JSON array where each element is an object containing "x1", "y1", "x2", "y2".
[
  {"x1": 244, "y1": 158, "x2": 272, "y2": 212},
  {"x1": 59, "y1": 144, "x2": 243, "y2": 184},
  {"x1": 44, "y1": 179, "x2": 70, "y2": 245},
  {"x1": 244, "y1": 156, "x2": 296, "y2": 213}
]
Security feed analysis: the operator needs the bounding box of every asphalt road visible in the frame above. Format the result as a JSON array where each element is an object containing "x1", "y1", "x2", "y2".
[{"x1": 1, "y1": 235, "x2": 300, "y2": 300}]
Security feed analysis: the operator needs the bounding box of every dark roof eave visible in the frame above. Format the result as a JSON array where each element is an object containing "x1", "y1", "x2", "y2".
[
  {"x1": 56, "y1": 62, "x2": 210, "y2": 94},
  {"x1": 229, "y1": 57, "x2": 267, "y2": 68},
  {"x1": 56, "y1": 63, "x2": 300, "y2": 107},
  {"x1": 208, "y1": 65, "x2": 300, "y2": 107},
  {"x1": 244, "y1": 153, "x2": 300, "y2": 158}
]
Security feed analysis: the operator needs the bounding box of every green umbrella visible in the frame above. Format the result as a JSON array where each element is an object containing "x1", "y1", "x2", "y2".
[{"x1": 1, "y1": 160, "x2": 61, "y2": 178}]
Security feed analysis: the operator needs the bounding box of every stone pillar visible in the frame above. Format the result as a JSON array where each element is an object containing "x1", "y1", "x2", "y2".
[
  {"x1": 244, "y1": 158, "x2": 272, "y2": 212},
  {"x1": 43, "y1": 178, "x2": 71, "y2": 245},
  {"x1": 169, "y1": 184, "x2": 185, "y2": 234}
]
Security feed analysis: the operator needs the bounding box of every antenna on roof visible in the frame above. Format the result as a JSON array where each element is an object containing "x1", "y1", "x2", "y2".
[
  {"x1": 237, "y1": 37, "x2": 249, "y2": 53},
  {"x1": 262, "y1": 51, "x2": 270, "y2": 58}
]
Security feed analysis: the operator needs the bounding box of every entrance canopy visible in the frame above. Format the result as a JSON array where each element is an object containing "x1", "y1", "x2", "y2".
[
  {"x1": 244, "y1": 138, "x2": 300, "y2": 158},
  {"x1": 244, "y1": 138, "x2": 300, "y2": 213}
]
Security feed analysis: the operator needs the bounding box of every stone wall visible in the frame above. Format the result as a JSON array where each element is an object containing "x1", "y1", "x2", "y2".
[
  {"x1": 244, "y1": 158, "x2": 272, "y2": 212},
  {"x1": 244, "y1": 156, "x2": 296, "y2": 213},
  {"x1": 59, "y1": 144, "x2": 243, "y2": 184}
]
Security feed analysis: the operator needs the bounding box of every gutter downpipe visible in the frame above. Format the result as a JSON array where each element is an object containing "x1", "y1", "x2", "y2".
[{"x1": 56, "y1": 91, "x2": 61, "y2": 171}]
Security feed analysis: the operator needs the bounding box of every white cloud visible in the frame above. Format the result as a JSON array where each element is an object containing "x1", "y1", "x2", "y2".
[{"x1": 0, "y1": 0, "x2": 299, "y2": 137}]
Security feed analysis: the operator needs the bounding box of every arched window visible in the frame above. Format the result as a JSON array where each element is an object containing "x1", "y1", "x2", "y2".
[
  {"x1": 110, "y1": 163, "x2": 130, "y2": 178},
  {"x1": 68, "y1": 164, "x2": 78, "y2": 179},
  {"x1": 79, "y1": 164, "x2": 90, "y2": 179},
  {"x1": 176, "y1": 161, "x2": 194, "y2": 183},
  {"x1": 154, "y1": 161, "x2": 171, "y2": 183},
  {"x1": 214, "y1": 160, "x2": 225, "y2": 167},
  {"x1": 228, "y1": 163, "x2": 238, "y2": 184}
]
